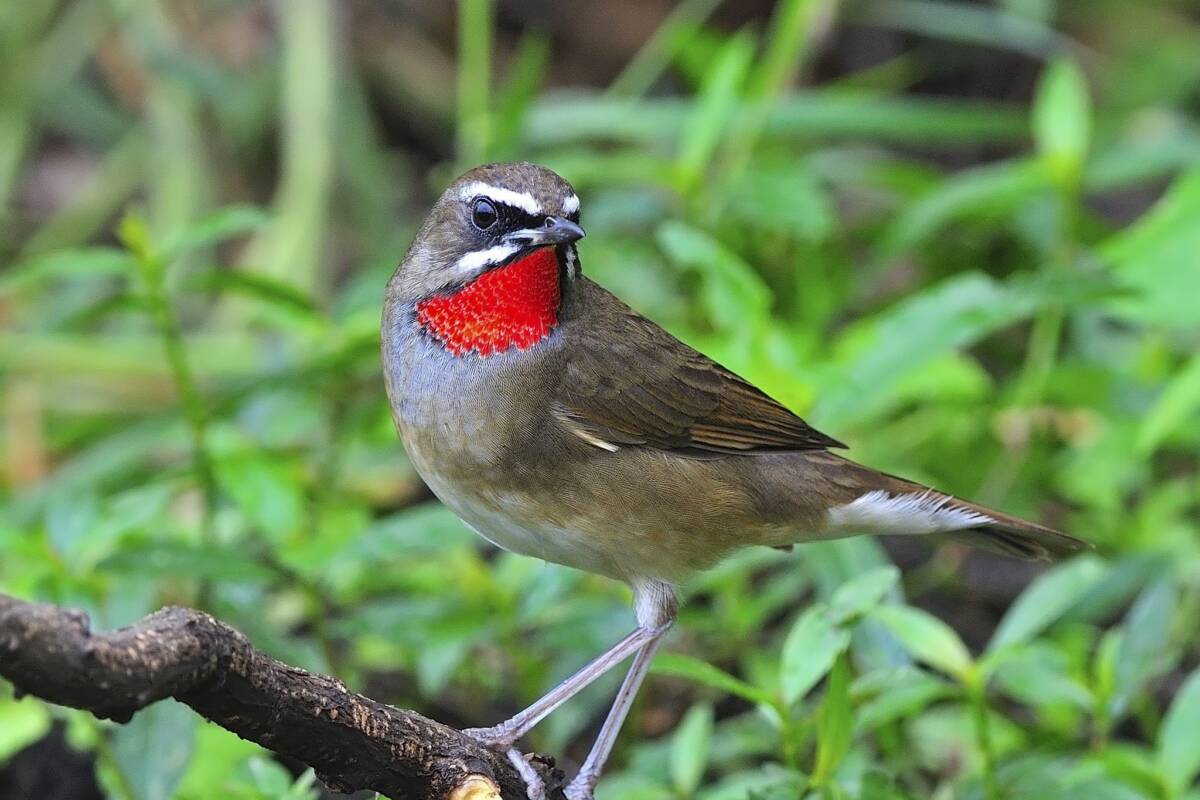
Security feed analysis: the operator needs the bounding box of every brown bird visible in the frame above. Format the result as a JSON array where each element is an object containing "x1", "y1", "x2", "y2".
[{"x1": 381, "y1": 162, "x2": 1084, "y2": 799}]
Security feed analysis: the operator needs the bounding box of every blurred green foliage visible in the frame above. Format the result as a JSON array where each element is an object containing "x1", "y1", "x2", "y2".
[{"x1": 2, "y1": 1, "x2": 1200, "y2": 798}]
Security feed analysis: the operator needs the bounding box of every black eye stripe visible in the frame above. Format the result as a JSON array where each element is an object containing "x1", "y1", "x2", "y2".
[{"x1": 470, "y1": 196, "x2": 548, "y2": 232}]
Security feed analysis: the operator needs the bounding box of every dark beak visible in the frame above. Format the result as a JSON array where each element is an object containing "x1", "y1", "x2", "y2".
[{"x1": 503, "y1": 216, "x2": 585, "y2": 248}]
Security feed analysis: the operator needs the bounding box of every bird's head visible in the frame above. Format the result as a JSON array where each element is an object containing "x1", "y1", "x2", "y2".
[
  {"x1": 394, "y1": 162, "x2": 584, "y2": 297},
  {"x1": 388, "y1": 163, "x2": 585, "y2": 358}
]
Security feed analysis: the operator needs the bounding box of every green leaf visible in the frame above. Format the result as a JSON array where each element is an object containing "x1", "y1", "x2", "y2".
[
  {"x1": 100, "y1": 541, "x2": 276, "y2": 583},
  {"x1": 1100, "y1": 744, "x2": 1164, "y2": 799},
  {"x1": 813, "y1": 654, "x2": 854, "y2": 784},
  {"x1": 161, "y1": 204, "x2": 269, "y2": 258},
  {"x1": 526, "y1": 93, "x2": 1027, "y2": 149},
  {"x1": 1158, "y1": 668, "x2": 1200, "y2": 795},
  {"x1": 988, "y1": 556, "x2": 1106, "y2": 652},
  {"x1": 491, "y1": 32, "x2": 550, "y2": 156},
  {"x1": 817, "y1": 272, "x2": 1046, "y2": 426},
  {"x1": 651, "y1": 652, "x2": 777, "y2": 708},
  {"x1": 1033, "y1": 57, "x2": 1092, "y2": 186},
  {"x1": 1102, "y1": 168, "x2": 1200, "y2": 330},
  {"x1": 1112, "y1": 578, "x2": 1177, "y2": 716},
  {"x1": 213, "y1": 445, "x2": 305, "y2": 545},
  {"x1": 656, "y1": 220, "x2": 772, "y2": 330},
  {"x1": 670, "y1": 702, "x2": 714, "y2": 796},
  {"x1": 607, "y1": 0, "x2": 723, "y2": 99},
  {"x1": 0, "y1": 247, "x2": 136, "y2": 293},
  {"x1": 1137, "y1": 352, "x2": 1200, "y2": 455},
  {"x1": 722, "y1": 161, "x2": 833, "y2": 241},
  {"x1": 990, "y1": 643, "x2": 1093, "y2": 709},
  {"x1": 176, "y1": 724, "x2": 268, "y2": 799},
  {"x1": 854, "y1": 667, "x2": 954, "y2": 732},
  {"x1": 676, "y1": 32, "x2": 754, "y2": 189},
  {"x1": 830, "y1": 565, "x2": 900, "y2": 623},
  {"x1": 186, "y1": 269, "x2": 321, "y2": 317},
  {"x1": 414, "y1": 614, "x2": 485, "y2": 696},
  {"x1": 110, "y1": 700, "x2": 197, "y2": 800},
  {"x1": 456, "y1": 0, "x2": 493, "y2": 163},
  {"x1": 780, "y1": 603, "x2": 851, "y2": 706},
  {"x1": 871, "y1": 605, "x2": 972, "y2": 681},
  {"x1": 0, "y1": 696, "x2": 51, "y2": 762},
  {"x1": 875, "y1": 158, "x2": 1048, "y2": 262},
  {"x1": 244, "y1": 757, "x2": 317, "y2": 799}
]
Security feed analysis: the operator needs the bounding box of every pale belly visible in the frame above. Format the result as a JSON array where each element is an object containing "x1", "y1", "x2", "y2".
[
  {"x1": 410, "y1": 449, "x2": 628, "y2": 580},
  {"x1": 386, "y1": 340, "x2": 778, "y2": 584}
]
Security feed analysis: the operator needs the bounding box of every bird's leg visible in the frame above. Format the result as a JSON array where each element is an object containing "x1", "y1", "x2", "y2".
[
  {"x1": 563, "y1": 629, "x2": 669, "y2": 800},
  {"x1": 464, "y1": 624, "x2": 659, "y2": 748},
  {"x1": 564, "y1": 580, "x2": 678, "y2": 800}
]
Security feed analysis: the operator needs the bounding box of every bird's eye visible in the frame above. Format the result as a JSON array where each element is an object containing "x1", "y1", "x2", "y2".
[{"x1": 471, "y1": 198, "x2": 498, "y2": 230}]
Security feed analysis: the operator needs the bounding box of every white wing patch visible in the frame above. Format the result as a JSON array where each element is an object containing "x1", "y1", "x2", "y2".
[
  {"x1": 454, "y1": 243, "x2": 520, "y2": 273},
  {"x1": 459, "y1": 181, "x2": 542, "y2": 215},
  {"x1": 558, "y1": 413, "x2": 619, "y2": 452},
  {"x1": 574, "y1": 429, "x2": 619, "y2": 453},
  {"x1": 828, "y1": 490, "x2": 992, "y2": 535}
]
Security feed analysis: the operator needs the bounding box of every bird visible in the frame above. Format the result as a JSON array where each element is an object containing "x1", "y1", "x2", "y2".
[{"x1": 380, "y1": 162, "x2": 1085, "y2": 799}]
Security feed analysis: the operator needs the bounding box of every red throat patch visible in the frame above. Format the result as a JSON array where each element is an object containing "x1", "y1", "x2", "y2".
[{"x1": 416, "y1": 246, "x2": 561, "y2": 357}]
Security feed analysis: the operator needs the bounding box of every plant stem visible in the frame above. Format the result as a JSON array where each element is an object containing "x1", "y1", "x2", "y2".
[
  {"x1": 456, "y1": 0, "x2": 493, "y2": 166},
  {"x1": 120, "y1": 217, "x2": 219, "y2": 552},
  {"x1": 606, "y1": 0, "x2": 723, "y2": 99},
  {"x1": 969, "y1": 680, "x2": 999, "y2": 800}
]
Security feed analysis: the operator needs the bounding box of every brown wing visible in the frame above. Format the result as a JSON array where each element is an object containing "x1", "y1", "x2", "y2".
[{"x1": 553, "y1": 282, "x2": 844, "y2": 457}]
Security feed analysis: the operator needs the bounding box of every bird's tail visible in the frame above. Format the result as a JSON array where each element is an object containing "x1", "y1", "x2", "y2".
[{"x1": 820, "y1": 458, "x2": 1086, "y2": 561}]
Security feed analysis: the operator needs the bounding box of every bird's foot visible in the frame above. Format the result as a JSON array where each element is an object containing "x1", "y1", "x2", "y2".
[
  {"x1": 462, "y1": 724, "x2": 517, "y2": 750},
  {"x1": 505, "y1": 748, "x2": 545, "y2": 800},
  {"x1": 563, "y1": 772, "x2": 596, "y2": 800}
]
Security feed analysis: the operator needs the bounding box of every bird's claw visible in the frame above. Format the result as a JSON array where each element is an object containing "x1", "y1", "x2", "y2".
[
  {"x1": 463, "y1": 725, "x2": 516, "y2": 750},
  {"x1": 504, "y1": 748, "x2": 545, "y2": 800},
  {"x1": 564, "y1": 773, "x2": 596, "y2": 800}
]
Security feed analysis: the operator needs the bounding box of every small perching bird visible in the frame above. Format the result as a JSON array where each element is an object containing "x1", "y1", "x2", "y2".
[{"x1": 381, "y1": 162, "x2": 1085, "y2": 799}]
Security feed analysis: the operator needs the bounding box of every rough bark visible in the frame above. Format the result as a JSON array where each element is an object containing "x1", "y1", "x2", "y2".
[{"x1": 0, "y1": 593, "x2": 564, "y2": 800}]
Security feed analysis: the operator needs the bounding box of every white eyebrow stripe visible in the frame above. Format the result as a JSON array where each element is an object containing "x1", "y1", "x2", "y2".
[
  {"x1": 562, "y1": 193, "x2": 580, "y2": 214},
  {"x1": 454, "y1": 243, "x2": 520, "y2": 273},
  {"x1": 458, "y1": 181, "x2": 542, "y2": 215}
]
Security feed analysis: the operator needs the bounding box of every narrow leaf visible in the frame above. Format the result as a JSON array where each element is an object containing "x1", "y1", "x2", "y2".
[
  {"x1": 814, "y1": 654, "x2": 854, "y2": 784},
  {"x1": 161, "y1": 204, "x2": 269, "y2": 258},
  {"x1": 1158, "y1": 668, "x2": 1200, "y2": 794},
  {"x1": 1112, "y1": 578, "x2": 1177, "y2": 716},
  {"x1": 830, "y1": 565, "x2": 900, "y2": 623},
  {"x1": 651, "y1": 652, "x2": 776, "y2": 708},
  {"x1": 1033, "y1": 57, "x2": 1091, "y2": 186},
  {"x1": 1136, "y1": 352, "x2": 1200, "y2": 455},
  {"x1": 670, "y1": 703, "x2": 714, "y2": 796},
  {"x1": 871, "y1": 605, "x2": 972, "y2": 680},
  {"x1": 781, "y1": 603, "x2": 851, "y2": 705},
  {"x1": 676, "y1": 32, "x2": 754, "y2": 189},
  {"x1": 0, "y1": 247, "x2": 136, "y2": 293},
  {"x1": 989, "y1": 556, "x2": 1105, "y2": 651}
]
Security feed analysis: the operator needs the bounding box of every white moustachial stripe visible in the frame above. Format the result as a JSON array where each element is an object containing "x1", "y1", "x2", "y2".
[
  {"x1": 562, "y1": 193, "x2": 580, "y2": 215},
  {"x1": 458, "y1": 181, "x2": 543, "y2": 215},
  {"x1": 455, "y1": 242, "x2": 521, "y2": 273},
  {"x1": 828, "y1": 490, "x2": 993, "y2": 535}
]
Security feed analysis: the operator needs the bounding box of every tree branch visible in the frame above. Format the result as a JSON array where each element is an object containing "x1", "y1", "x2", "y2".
[{"x1": 0, "y1": 593, "x2": 564, "y2": 800}]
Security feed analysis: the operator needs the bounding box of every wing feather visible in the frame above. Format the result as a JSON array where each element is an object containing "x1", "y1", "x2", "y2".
[{"x1": 554, "y1": 282, "x2": 844, "y2": 456}]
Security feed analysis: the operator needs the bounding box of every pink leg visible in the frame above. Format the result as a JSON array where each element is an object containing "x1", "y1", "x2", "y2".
[{"x1": 464, "y1": 624, "x2": 659, "y2": 747}]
